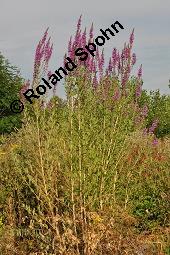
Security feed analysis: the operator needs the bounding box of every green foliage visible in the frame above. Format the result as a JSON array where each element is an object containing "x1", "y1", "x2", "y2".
[
  {"x1": 0, "y1": 72, "x2": 169, "y2": 253},
  {"x1": 139, "y1": 89, "x2": 170, "y2": 138},
  {"x1": 0, "y1": 53, "x2": 23, "y2": 134},
  {"x1": 133, "y1": 189, "x2": 169, "y2": 231},
  {"x1": 165, "y1": 246, "x2": 170, "y2": 255}
]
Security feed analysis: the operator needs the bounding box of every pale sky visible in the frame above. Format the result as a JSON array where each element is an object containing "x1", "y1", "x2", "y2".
[{"x1": 0, "y1": 0, "x2": 170, "y2": 98}]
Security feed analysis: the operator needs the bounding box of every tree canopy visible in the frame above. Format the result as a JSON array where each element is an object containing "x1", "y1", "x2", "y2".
[{"x1": 0, "y1": 52, "x2": 23, "y2": 134}]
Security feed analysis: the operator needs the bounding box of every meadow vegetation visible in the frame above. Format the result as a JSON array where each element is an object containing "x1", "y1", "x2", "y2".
[{"x1": 0, "y1": 16, "x2": 169, "y2": 254}]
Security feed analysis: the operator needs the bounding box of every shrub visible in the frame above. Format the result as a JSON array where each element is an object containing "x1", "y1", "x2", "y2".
[{"x1": 0, "y1": 16, "x2": 169, "y2": 254}]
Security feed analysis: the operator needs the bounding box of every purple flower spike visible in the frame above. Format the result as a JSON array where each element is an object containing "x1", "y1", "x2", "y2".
[
  {"x1": 89, "y1": 58, "x2": 95, "y2": 73},
  {"x1": 93, "y1": 74, "x2": 98, "y2": 88},
  {"x1": 81, "y1": 28, "x2": 86, "y2": 47},
  {"x1": 149, "y1": 119, "x2": 159, "y2": 134},
  {"x1": 33, "y1": 28, "x2": 53, "y2": 86},
  {"x1": 138, "y1": 64, "x2": 142, "y2": 79},
  {"x1": 132, "y1": 53, "x2": 136, "y2": 66},
  {"x1": 89, "y1": 22, "x2": 94, "y2": 41},
  {"x1": 108, "y1": 57, "x2": 112, "y2": 73},
  {"x1": 68, "y1": 36, "x2": 72, "y2": 57},
  {"x1": 96, "y1": 46, "x2": 100, "y2": 60},
  {"x1": 112, "y1": 48, "x2": 117, "y2": 65},
  {"x1": 74, "y1": 15, "x2": 82, "y2": 48},
  {"x1": 116, "y1": 52, "x2": 121, "y2": 73},
  {"x1": 122, "y1": 72, "x2": 128, "y2": 89},
  {"x1": 63, "y1": 53, "x2": 67, "y2": 67},
  {"x1": 152, "y1": 138, "x2": 158, "y2": 146},
  {"x1": 124, "y1": 47, "x2": 130, "y2": 60},
  {"x1": 41, "y1": 27, "x2": 49, "y2": 45},
  {"x1": 121, "y1": 50, "x2": 125, "y2": 61},
  {"x1": 135, "y1": 84, "x2": 142, "y2": 98},
  {"x1": 47, "y1": 71, "x2": 52, "y2": 79},
  {"x1": 20, "y1": 80, "x2": 30, "y2": 102},
  {"x1": 129, "y1": 28, "x2": 134, "y2": 47},
  {"x1": 76, "y1": 15, "x2": 82, "y2": 34},
  {"x1": 141, "y1": 105, "x2": 148, "y2": 117},
  {"x1": 46, "y1": 43, "x2": 53, "y2": 63},
  {"x1": 99, "y1": 50, "x2": 104, "y2": 77}
]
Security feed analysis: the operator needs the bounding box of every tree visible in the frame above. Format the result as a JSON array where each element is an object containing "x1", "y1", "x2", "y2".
[{"x1": 0, "y1": 52, "x2": 23, "y2": 134}]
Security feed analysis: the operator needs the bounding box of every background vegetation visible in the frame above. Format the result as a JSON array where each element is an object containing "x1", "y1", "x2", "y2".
[{"x1": 0, "y1": 53, "x2": 23, "y2": 135}]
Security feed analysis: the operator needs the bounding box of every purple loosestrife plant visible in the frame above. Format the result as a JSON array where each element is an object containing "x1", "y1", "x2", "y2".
[
  {"x1": 129, "y1": 28, "x2": 134, "y2": 48},
  {"x1": 149, "y1": 119, "x2": 159, "y2": 134},
  {"x1": 92, "y1": 73, "x2": 98, "y2": 89},
  {"x1": 143, "y1": 119, "x2": 159, "y2": 145},
  {"x1": 20, "y1": 80, "x2": 30, "y2": 103},
  {"x1": 29, "y1": 16, "x2": 147, "y2": 137},
  {"x1": 98, "y1": 49, "x2": 104, "y2": 79},
  {"x1": 137, "y1": 64, "x2": 142, "y2": 79},
  {"x1": 20, "y1": 28, "x2": 53, "y2": 107},
  {"x1": 89, "y1": 22, "x2": 94, "y2": 43},
  {"x1": 132, "y1": 53, "x2": 136, "y2": 66},
  {"x1": 32, "y1": 28, "x2": 53, "y2": 90},
  {"x1": 135, "y1": 84, "x2": 142, "y2": 98},
  {"x1": 9, "y1": 19, "x2": 169, "y2": 254},
  {"x1": 81, "y1": 28, "x2": 87, "y2": 48},
  {"x1": 141, "y1": 105, "x2": 149, "y2": 117}
]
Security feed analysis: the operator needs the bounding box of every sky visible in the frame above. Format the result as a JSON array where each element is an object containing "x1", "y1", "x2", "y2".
[{"x1": 0, "y1": 0, "x2": 170, "y2": 98}]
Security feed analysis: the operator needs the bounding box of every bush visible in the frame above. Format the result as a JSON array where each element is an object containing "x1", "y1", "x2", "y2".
[{"x1": 0, "y1": 16, "x2": 169, "y2": 254}]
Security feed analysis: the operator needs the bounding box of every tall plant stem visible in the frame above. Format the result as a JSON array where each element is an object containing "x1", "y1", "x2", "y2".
[
  {"x1": 100, "y1": 112, "x2": 106, "y2": 211},
  {"x1": 78, "y1": 95, "x2": 86, "y2": 254},
  {"x1": 70, "y1": 94, "x2": 80, "y2": 255}
]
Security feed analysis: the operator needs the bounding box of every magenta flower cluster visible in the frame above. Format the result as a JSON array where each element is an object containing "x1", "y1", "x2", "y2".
[
  {"x1": 20, "y1": 16, "x2": 145, "y2": 112},
  {"x1": 19, "y1": 28, "x2": 53, "y2": 103},
  {"x1": 65, "y1": 16, "x2": 143, "y2": 101},
  {"x1": 33, "y1": 27, "x2": 53, "y2": 82},
  {"x1": 21, "y1": 17, "x2": 126, "y2": 104}
]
